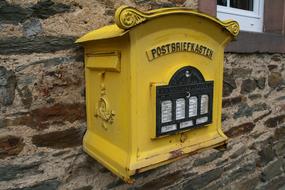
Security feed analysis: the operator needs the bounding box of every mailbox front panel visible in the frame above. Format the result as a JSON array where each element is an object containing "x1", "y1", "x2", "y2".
[
  {"x1": 156, "y1": 66, "x2": 214, "y2": 137},
  {"x1": 129, "y1": 14, "x2": 229, "y2": 168}
]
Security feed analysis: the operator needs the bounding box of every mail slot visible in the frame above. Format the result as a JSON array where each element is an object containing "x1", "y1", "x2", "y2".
[{"x1": 76, "y1": 6, "x2": 239, "y2": 182}]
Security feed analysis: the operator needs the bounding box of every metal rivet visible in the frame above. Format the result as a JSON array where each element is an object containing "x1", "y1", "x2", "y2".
[{"x1": 185, "y1": 70, "x2": 190, "y2": 77}]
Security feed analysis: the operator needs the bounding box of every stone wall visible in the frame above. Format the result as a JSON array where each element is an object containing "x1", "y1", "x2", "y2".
[{"x1": 0, "y1": 0, "x2": 284, "y2": 190}]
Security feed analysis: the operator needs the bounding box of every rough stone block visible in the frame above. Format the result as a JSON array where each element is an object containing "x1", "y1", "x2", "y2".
[
  {"x1": 273, "y1": 125, "x2": 285, "y2": 140},
  {"x1": 225, "y1": 122, "x2": 255, "y2": 138},
  {"x1": 0, "y1": 0, "x2": 73, "y2": 24},
  {"x1": 255, "y1": 77, "x2": 266, "y2": 89},
  {"x1": 0, "y1": 135, "x2": 24, "y2": 159},
  {"x1": 0, "y1": 162, "x2": 42, "y2": 182},
  {"x1": 3, "y1": 103, "x2": 86, "y2": 129},
  {"x1": 23, "y1": 18, "x2": 42, "y2": 37},
  {"x1": 260, "y1": 159, "x2": 283, "y2": 181},
  {"x1": 229, "y1": 143, "x2": 247, "y2": 159},
  {"x1": 223, "y1": 69, "x2": 237, "y2": 97},
  {"x1": 31, "y1": 0, "x2": 72, "y2": 19},
  {"x1": 264, "y1": 115, "x2": 285, "y2": 128},
  {"x1": 258, "y1": 144, "x2": 275, "y2": 166},
  {"x1": 240, "y1": 79, "x2": 257, "y2": 94},
  {"x1": 135, "y1": 171, "x2": 183, "y2": 190},
  {"x1": 11, "y1": 179, "x2": 60, "y2": 190},
  {"x1": 32, "y1": 127, "x2": 84, "y2": 149},
  {"x1": 248, "y1": 93, "x2": 262, "y2": 100},
  {"x1": 222, "y1": 96, "x2": 244, "y2": 108},
  {"x1": 253, "y1": 110, "x2": 272, "y2": 123},
  {"x1": 230, "y1": 175, "x2": 260, "y2": 190},
  {"x1": 193, "y1": 150, "x2": 223, "y2": 166},
  {"x1": 0, "y1": 36, "x2": 76, "y2": 54},
  {"x1": 182, "y1": 167, "x2": 223, "y2": 190},
  {"x1": 0, "y1": 66, "x2": 16, "y2": 106},
  {"x1": 17, "y1": 86, "x2": 33, "y2": 109},
  {"x1": 268, "y1": 72, "x2": 283, "y2": 88},
  {"x1": 226, "y1": 160, "x2": 256, "y2": 183},
  {"x1": 273, "y1": 140, "x2": 285, "y2": 157},
  {"x1": 257, "y1": 175, "x2": 285, "y2": 190}
]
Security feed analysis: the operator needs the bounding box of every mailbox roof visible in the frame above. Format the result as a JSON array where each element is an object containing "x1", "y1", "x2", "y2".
[
  {"x1": 76, "y1": 6, "x2": 239, "y2": 43},
  {"x1": 75, "y1": 24, "x2": 128, "y2": 43}
]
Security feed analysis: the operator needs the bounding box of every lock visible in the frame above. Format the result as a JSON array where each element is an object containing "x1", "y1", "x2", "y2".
[{"x1": 76, "y1": 5, "x2": 239, "y2": 182}]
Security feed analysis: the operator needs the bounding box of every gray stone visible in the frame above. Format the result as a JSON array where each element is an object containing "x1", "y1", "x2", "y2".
[
  {"x1": 273, "y1": 125, "x2": 285, "y2": 140},
  {"x1": 12, "y1": 179, "x2": 60, "y2": 190},
  {"x1": 17, "y1": 86, "x2": 33, "y2": 109},
  {"x1": 275, "y1": 96, "x2": 285, "y2": 101},
  {"x1": 0, "y1": 66, "x2": 16, "y2": 106},
  {"x1": 226, "y1": 160, "x2": 256, "y2": 183},
  {"x1": 0, "y1": 162, "x2": 42, "y2": 181},
  {"x1": 234, "y1": 103, "x2": 253, "y2": 119},
  {"x1": 273, "y1": 140, "x2": 285, "y2": 157},
  {"x1": 257, "y1": 175, "x2": 285, "y2": 190},
  {"x1": 240, "y1": 79, "x2": 257, "y2": 94},
  {"x1": 268, "y1": 64, "x2": 279, "y2": 71},
  {"x1": 261, "y1": 159, "x2": 283, "y2": 181},
  {"x1": 23, "y1": 18, "x2": 42, "y2": 37},
  {"x1": 264, "y1": 115, "x2": 285, "y2": 128},
  {"x1": 249, "y1": 94, "x2": 262, "y2": 100},
  {"x1": 223, "y1": 69, "x2": 237, "y2": 97},
  {"x1": 135, "y1": 170, "x2": 184, "y2": 190},
  {"x1": 229, "y1": 143, "x2": 247, "y2": 159},
  {"x1": 73, "y1": 186, "x2": 93, "y2": 190},
  {"x1": 232, "y1": 68, "x2": 252, "y2": 78},
  {"x1": 255, "y1": 77, "x2": 266, "y2": 89},
  {"x1": 32, "y1": 127, "x2": 84, "y2": 149},
  {"x1": 0, "y1": 1, "x2": 30, "y2": 24},
  {"x1": 234, "y1": 103, "x2": 270, "y2": 119},
  {"x1": 258, "y1": 145, "x2": 275, "y2": 166},
  {"x1": 230, "y1": 175, "x2": 260, "y2": 190},
  {"x1": 0, "y1": 0, "x2": 73, "y2": 24},
  {"x1": 182, "y1": 167, "x2": 223, "y2": 190},
  {"x1": 0, "y1": 36, "x2": 76, "y2": 54},
  {"x1": 271, "y1": 55, "x2": 281, "y2": 62},
  {"x1": 0, "y1": 119, "x2": 6, "y2": 128},
  {"x1": 193, "y1": 150, "x2": 223, "y2": 166},
  {"x1": 31, "y1": 0, "x2": 73, "y2": 19},
  {"x1": 252, "y1": 103, "x2": 270, "y2": 112},
  {"x1": 268, "y1": 72, "x2": 283, "y2": 88},
  {"x1": 222, "y1": 96, "x2": 244, "y2": 108}
]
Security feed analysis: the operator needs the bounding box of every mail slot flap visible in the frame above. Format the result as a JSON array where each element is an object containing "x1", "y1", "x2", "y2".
[{"x1": 86, "y1": 51, "x2": 121, "y2": 72}]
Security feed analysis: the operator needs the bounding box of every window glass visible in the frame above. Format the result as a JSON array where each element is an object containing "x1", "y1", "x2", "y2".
[
  {"x1": 230, "y1": 0, "x2": 253, "y2": 11},
  {"x1": 217, "y1": 0, "x2": 227, "y2": 6}
]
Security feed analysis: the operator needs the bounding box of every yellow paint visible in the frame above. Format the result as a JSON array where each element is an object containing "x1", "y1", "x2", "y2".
[
  {"x1": 76, "y1": 6, "x2": 239, "y2": 182},
  {"x1": 86, "y1": 51, "x2": 121, "y2": 72}
]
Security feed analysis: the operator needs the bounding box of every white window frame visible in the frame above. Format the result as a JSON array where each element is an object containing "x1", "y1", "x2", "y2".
[{"x1": 217, "y1": 0, "x2": 264, "y2": 32}]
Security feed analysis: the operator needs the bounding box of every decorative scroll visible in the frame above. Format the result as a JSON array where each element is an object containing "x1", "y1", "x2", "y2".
[
  {"x1": 223, "y1": 20, "x2": 240, "y2": 37},
  {"x1": 95, "y1": 84, "x2": 115, "y2": 129},
  {"x1": 115, "y1": 6, "x2": 146, "y2": 29},
  {"x1": 115, "y1": 6, "x2": 240, "y2": 37}
]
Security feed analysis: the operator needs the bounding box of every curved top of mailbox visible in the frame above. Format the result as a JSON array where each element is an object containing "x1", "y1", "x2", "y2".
[{"x1": 76, "y1": 6, "x2": 239, "y2": 43}]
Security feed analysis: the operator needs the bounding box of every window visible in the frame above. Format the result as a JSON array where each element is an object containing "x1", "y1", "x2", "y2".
[{"x1": 217, "y1": 0, "x2": 264, "y2": 32}]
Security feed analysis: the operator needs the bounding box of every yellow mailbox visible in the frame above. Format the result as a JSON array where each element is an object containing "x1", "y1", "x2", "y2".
[{"x1": 76, "y1": 6, "x2": 239, "y2": 182}]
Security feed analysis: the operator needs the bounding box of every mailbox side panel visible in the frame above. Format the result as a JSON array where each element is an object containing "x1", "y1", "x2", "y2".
[
  {"x1": 82, "y1": 36, "x2": 133, "y2": 180},
  {"x1": 128, "y1": 15, "x2": 231, "y2": 171}
]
